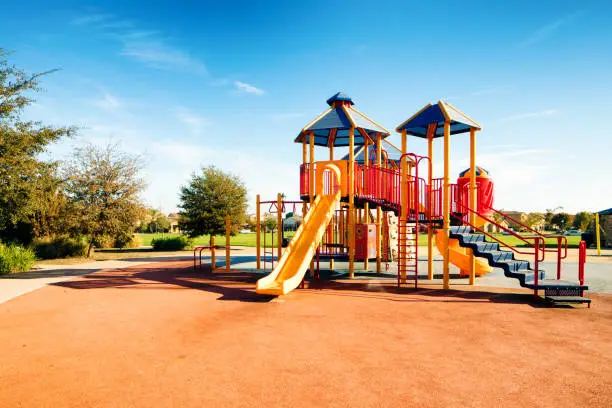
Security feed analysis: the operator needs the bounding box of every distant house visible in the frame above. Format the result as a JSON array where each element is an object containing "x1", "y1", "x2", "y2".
[{"x1": 168, "y1": 213, "x2": 181, "y2": 233}]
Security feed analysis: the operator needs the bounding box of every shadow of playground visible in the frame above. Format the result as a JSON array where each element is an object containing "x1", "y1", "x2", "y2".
[{"x1": 49, "y1": 263, "x2": 551, "y2": 307}]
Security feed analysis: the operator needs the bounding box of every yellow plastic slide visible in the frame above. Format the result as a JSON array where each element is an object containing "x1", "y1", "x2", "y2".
[
  {"x1": 256, "y1": 190, "x2": 341, "y2": 296},
  {"x1": 435, "y1": 228, "x2": 492, "y2": 277}
]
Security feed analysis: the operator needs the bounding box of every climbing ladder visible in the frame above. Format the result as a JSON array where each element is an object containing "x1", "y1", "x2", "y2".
[{"x1": 397, "y1": 220, "x2": 418, "y2": 288}]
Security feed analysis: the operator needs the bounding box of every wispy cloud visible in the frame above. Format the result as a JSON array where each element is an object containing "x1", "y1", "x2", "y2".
[
  {"x1": 71, "y1": 12, "x2": 207, "y2": 75},
  {"x1": 173, "y1": 106, "x2": 208, "y2": 135},
  {"x1": 234, "y1": 81, "x2": 265, "y2": 95},
  {"x1": 71, "y1": 13, "x2": 114, "y2": 26},
  {"x1": 500, "y1": 109, "x2": 557, "y2": 122},
  {"x1": 90, "y1": 91, "x2": 122, "y2": 110},
  {"x1": 121, "y1": 40, "x2": 207, "y2": 74},
  {"x1": 517, "y1": 11, "x2": 583, "y2": 48}
]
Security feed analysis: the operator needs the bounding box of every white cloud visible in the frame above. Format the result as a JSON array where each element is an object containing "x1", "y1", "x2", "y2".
[
  {"x1": 500, "y1": 109, "x2": 557, "y2": 122},
  {"x1": 173, "y1": 107, "x2": 208, "y2": 135},
  {"x1": 517, "y1": 12, "x2": 582, "y2": 48},
  {"x1": 71, "y1": 13, "x2": 114, "y2": 26},
  {"x1": 90, "y1": 91, "x2": 122, "y2": 110},
  {"x1": 234, "y1": 81, "x2": 265, "y2": 95},
  {"x1": 121, "y1": 40, "x2": 207, "y2": 74}
]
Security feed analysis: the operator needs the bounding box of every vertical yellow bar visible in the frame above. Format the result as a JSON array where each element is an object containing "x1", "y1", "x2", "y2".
[
  {"x1": 596, "y1": 213, "x2": 601, "y2": 256},
  {"x1": 427, "y1": 134, "x2": 434, "y2": 280},
  {"x1": 469, "y1": 128, "x2": 477, "y2": 285},
  {"x1": 256, "y1": 194, "x2": 261, "y2": 270},
  {"x1": 443, "y1": 121, "x2": 451, "y2": 289},
  {"x1": 400, "y1": 130, "x2": 408, "y2": 283},
  {"x1": 376, "y1": 206, "x2": 382, "y2": 273},
  {"x1": 225, "y1": 215, "x2": 230, "y2": 270},
  {"x1": 211, "y1": 235, "x2": 216, "y2": 270},
  {"x1": 349, "y1": 126, "x2": 355, "y2": 278},
  {"x1": 277, "y1": 193, "x2": 282, "y2": 262},
  {"x1": 309, "y1": 132, "x2": 315, "y2": 277}
]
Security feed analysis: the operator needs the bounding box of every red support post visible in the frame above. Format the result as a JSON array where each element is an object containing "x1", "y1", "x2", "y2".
[{"x1": 578, "y1": 240, "x2": 586, "y2": 286}]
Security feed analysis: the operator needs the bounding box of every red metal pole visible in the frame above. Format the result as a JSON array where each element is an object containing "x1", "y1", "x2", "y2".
[
  {"x1": 556, "y1": 237, "x2": 562, "y2": 280},
  {"x1": 534, "y1": 238, "x2": 540, "y2": 296},
  {"x1": 578, "y1": 240, "x2": 586, "y2": 286}
]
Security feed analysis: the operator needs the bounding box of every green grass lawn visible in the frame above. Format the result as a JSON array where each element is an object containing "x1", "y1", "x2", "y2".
[
  {"x1": 136, "y1": 231, "x2": 581, "y2": 249},
  {"x1": 137, "y1": 232, "x2": 296, "y2": 248}
]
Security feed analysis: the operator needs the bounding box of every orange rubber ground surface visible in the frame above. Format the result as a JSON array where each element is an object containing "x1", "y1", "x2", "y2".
[{"x1": 1, "y1": 261, "x2": 611, "y2": 408}]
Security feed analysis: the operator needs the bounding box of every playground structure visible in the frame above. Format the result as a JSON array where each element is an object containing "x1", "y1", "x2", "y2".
[{"x1": 248, "y1": 92, "x2": 589, "y2": 305}]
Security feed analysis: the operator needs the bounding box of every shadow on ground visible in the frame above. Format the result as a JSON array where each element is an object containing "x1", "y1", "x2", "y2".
[{"x1": 49, "y1": 261, "x2": 556, "y2": 308}]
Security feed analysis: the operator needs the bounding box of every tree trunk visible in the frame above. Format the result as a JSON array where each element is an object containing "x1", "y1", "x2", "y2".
[{"x1": 87, "y1": 239, "x2": 95, "y2": 258}]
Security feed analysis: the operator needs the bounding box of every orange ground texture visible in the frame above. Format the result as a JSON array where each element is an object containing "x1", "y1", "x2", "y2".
[{"x1": 1, "y1": 261, "x2": 611, "y2": 408}]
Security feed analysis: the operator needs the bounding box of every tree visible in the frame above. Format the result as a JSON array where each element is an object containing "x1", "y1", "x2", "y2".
[
  {"x1": 147, "y1": 209, "x2": 170, "y2": 233},
  {"x1": 550, "y1": 212, "x2": 572, "y2": 231},
  {"x1": 0, "y1": 49, "x2": 74, "y2": 242},
  {"x1": 524, "y1": 212, "x2": 545, "y2": 231},
  {"x1": 262, "y1": 216, "x2": 277, "y2": 232},
  {"x1": 544, "y1": 206, "x2": 563, "y2": 230},
  {"x1": 62, "y1": 143, "x2": 146, "y2": 256},
  {"x1": 179, "y1": 166, "x2": 247, "y2": 242},
  {"x1": 573, "y1": 211, "x2": 593, "y2": 231}
]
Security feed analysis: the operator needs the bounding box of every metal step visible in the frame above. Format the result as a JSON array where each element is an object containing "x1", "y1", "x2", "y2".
[{"x1": 545, "y1": 296, "x2": 591, "y2": 306}]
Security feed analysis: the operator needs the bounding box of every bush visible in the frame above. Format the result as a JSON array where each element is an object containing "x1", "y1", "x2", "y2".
[
  {"x1": 92, "y1": 234, "x2": 115, "y2": 249},
  {"x1": 117, "y1": 234, "x2": 142, "y2": 249},
  {"x1": 151, "y1": 235, "x2": 192, "y2": 251},
  {"x1": 0, "y1": 244, "x2": 37, "y2": 274},
  {"x1": 33, "y1": 237, "x2": 88, "y2": 259}
]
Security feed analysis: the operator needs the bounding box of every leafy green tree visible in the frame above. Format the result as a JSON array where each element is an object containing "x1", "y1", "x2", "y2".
[
  {"x1": 263, "y1": 216, "x2": 277, "y2": 232},
  {"x1": 524, "y1": 212, "x2": 545, "y2": 231},
  {"x1": 573, "y1": 211, "x2": 593, "y2": 231},
  {"x1": 147, "y1": 209, "x2": 170, "y2": 233},
  {"x1": 179, "y1": 166, "x2": 247, "y2": 243},
  {"x1": 550, "y1": 212, "x2": 572, "y2": 230},
  {"x1": 544, "y1": 206, "x2": 563, "y2": 230},
  {"x1": 62, "y1": 143, "x2": 146, "y2": 256},
  {"x1": 0, "y1": 49, "x2": 74, "y2": 243}
]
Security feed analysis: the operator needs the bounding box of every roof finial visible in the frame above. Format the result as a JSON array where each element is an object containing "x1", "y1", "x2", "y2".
[{"x1": 326, "y1": 92, "x2": 354, "y2": 106}]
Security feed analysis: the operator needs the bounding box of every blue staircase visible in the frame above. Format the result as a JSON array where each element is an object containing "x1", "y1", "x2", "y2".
[{"x1": 449, "y1": 226, "x2": 590, "y2": 307}]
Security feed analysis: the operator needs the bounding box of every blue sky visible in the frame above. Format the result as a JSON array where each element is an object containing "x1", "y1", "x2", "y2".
[{"x1": 2, "y1": 0, "x2": 611, "y2": 214}]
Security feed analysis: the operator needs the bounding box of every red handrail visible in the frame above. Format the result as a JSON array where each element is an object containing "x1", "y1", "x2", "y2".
[{"x1": 578, "y1": 240, "x2": 586, "y2": 287}]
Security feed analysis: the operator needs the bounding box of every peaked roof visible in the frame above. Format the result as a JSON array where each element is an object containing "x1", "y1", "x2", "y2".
[
  {"x1": 340, "y1": 140, "x2": 413, "y2": 167},
  {"x1": 396, "y1": 101, "x2": 481, "y2": 138},
  {"x1": 598, "y1": 208, "x2": 612, "y2": 215},
  {"x1": 295, "y1": 92, "x2": 390, "y2": 147},
  {"x1": 459, "y1": 166, "x2": 490, "y2": 178}
]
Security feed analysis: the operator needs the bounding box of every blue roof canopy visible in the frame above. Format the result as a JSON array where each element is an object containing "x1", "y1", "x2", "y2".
[
  {"x1": 296, "y1": 92, "x2": 390, "y2": 147},
  {"x1": 396, "y1": 101, "x2": 481, "y2": 138}
]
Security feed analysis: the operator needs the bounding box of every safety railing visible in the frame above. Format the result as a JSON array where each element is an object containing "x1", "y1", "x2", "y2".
[
  {"x1": 485, "y1": 207, "x2": 568, "y2": 279},
  {"x1": 451, "y1": 205, "x2": 545, "y2": 292},
  {"x1": 578, "y1": 240, "x2": 586, "y2": 290}
]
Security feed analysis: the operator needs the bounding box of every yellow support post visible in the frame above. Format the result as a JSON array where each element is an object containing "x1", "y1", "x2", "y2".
[
  {"x1": 349, "y1": 125, "x2": 355, "y2": 278},
  {"x1": 210, "y1": 235, "x2": 216, "y2": 270},
  {"x1": 443, "y1": 121, "x2": 451, "y2": 289},
  {"x1": 596, "y1": 213, "x2": 601, "y2": 256},
  {"x1": 256, "y1": 194, "x2": 261, "y2": 270},
  {"x1": 400, "y1": 129, "x2": 408, "y2": 283},
  {"x1": 330, "y1": 144, "x2": 334, "y2": 160},
  {"x1": 225, "y1": 215, "x2": 231, "y2": 270},
  {"x1": 469, "y1": 128, "x2": 477, "y2": 285},
  {"x1": 309, "y1": 132, "x2": 315, "y2": 277},
  {"x1": 277, "y1": 193, "x2": 282, "y2": 262},
  {"x1": 427, "y1": 134, "x2": 434, "y2": 280}
]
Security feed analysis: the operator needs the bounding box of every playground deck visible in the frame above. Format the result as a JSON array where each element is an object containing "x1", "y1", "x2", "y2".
[{"x1": 0, "y1": 261, "x2": 610, "y2": 407}]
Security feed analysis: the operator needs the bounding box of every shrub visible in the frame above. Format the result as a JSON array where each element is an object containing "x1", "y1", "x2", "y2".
[
  {"x1": 151, "y1": 235, "x2": 192, "y2": 251},
  {"x1": 117, "y1": 234, "x2": 142, "y2": 249},
  {"x1": 0, "y1": 244, "x2": 37, "y2": 274},
  {"x1": 33, "y1": 237, "x2": 88, "y2": 259},
  {"x1": 92, "y1": 234, "x2": 115, "y2": 249}
]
